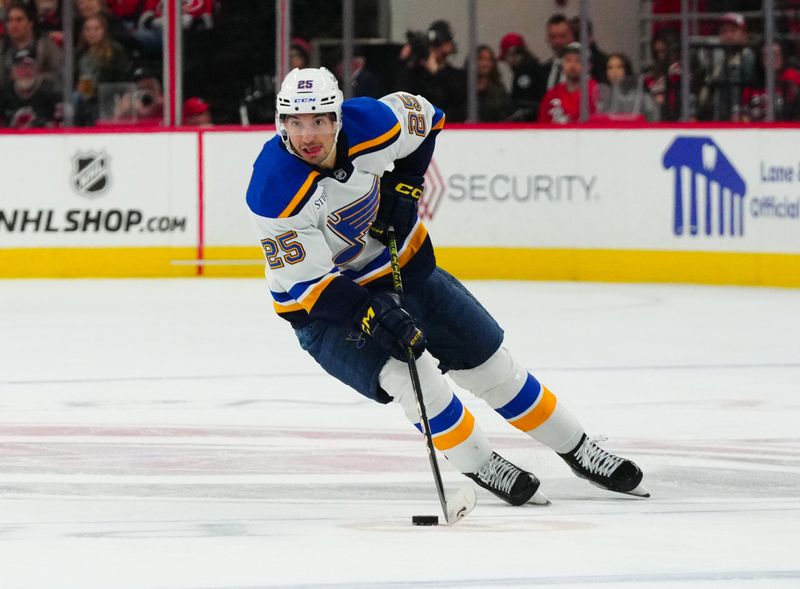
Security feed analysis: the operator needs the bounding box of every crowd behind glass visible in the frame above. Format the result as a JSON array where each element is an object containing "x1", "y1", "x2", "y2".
[{"x1": 1, "y1": 0, "x2": 798, "y2": 128}]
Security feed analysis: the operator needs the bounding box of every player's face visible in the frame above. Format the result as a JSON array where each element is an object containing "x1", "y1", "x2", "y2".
[{"x1": 285, "y1": 114, "x2": 337, "y2": 167}]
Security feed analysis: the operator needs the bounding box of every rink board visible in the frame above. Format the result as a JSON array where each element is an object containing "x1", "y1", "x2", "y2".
[{"x1": 1, "y1": 127, "x2": 799, "y2": 285}]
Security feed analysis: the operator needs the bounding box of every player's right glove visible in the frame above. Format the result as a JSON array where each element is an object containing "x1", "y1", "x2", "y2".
[
  {"x1": 369, "y1": 171, "x2": 424, "y2": 246},
  {"x1": 356, "y1": 292, "x2": 426, "y2": 361}
]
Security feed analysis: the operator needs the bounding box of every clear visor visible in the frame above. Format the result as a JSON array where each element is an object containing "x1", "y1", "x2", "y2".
[{"x1": 280, "y1": 113, "x2": 337, "y2": 137}]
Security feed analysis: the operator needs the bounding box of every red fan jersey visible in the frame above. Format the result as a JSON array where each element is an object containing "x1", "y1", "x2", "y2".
[
  {"x1": 143, "y1": 0, "x2": 213, "y2": 18},
  {"x1": 538, "y1": 80, "x2": 597, "y2": 124},
  {"x1": 107, "y1": 0, "x2": 145, "y2": 18}
]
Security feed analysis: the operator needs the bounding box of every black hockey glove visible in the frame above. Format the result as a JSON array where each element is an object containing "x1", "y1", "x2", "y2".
[
  {"x1": 369, "y1": 171, "x2": 424, "y2": 246},
  {"x1": 356, "y1": 292, "x2": 426, "y2": 361}
]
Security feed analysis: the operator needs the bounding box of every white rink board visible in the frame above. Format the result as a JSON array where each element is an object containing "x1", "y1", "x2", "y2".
[
  {"x1": 202, "y1": 128, "x2": 800, "y2": 254},
  {"x1": 0, "y1": 133, "x2": 198, "y2": 248},
  {"x1": 3, "y1": 127, "x2": 800, "y2": 259},
  {"x1": 425, "y1": 128, "x2": 800, "y2": 253},
  {"x1": 202, "y1": 130, "x2": 274, "y2": 247}
]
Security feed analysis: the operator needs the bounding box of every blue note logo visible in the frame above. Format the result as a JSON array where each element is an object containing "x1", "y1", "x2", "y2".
[
  {"x1": 327, "y1": 176, "x2": 379, "y2": 265},
  {"x1": 662, "y1": 137, "x2": 747, "y2": 236}
]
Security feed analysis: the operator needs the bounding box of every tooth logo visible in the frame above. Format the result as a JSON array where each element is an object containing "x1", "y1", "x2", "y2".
[{"x1": 663, "y1": 137, "x2": 747, "y2": 237}]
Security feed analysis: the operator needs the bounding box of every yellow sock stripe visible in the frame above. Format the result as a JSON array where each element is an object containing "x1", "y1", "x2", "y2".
[
  {"x1": 432, "y1": 408, "x2": 475, "y2": 451},
  {"x1": 508, "y1": 387, "x2": 557, "y2": 433}
]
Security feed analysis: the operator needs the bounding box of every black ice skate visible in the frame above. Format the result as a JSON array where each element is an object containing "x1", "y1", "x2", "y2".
[
  {"x1": 465, "y1": 452, "x2": 549, "y2": 506},
  {"x1": 559, "y1": 434, "x2": 650, "y2": 497}
]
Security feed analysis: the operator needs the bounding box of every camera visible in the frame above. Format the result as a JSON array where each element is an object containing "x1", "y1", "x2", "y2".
[{"x1": 135, "y1": 91, "x2": 154, "y2": 107}]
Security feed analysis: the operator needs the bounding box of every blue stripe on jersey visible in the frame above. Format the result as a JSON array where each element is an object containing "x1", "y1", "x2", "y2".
[
  {"x1": 246, "y1": 137, "x2": 320, "y2": 219},
  {"x1": 432, "y1": 105, "x2": 445, "y2": 127},
  {"x1": 341, "y1": 249, "x2": 390, "y2": 282},
  {"x1": 495, "y1": 373, "x2": 542, "y2": 420},
  {"x1": 287, "y1": 269, "x2": 337, "y2": 300},
  {"x1": 413, "y1": 394, "x2": 463, "y2": 436},
  {"x1": 270, "y1": 290, "x2": 294, "y2": 303}
]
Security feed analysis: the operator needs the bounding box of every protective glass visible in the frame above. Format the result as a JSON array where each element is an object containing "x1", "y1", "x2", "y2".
[{"x1": 281, "y1": 114, "x2": 338, "y2": 137}]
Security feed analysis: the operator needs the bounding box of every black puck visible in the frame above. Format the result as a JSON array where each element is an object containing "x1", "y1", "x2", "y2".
[{"x1": 411, "y1": 515, "x2": 439, "y2": 526}]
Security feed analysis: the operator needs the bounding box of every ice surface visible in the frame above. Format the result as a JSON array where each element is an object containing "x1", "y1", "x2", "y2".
[{"x1": 1, "y1": 279, "x2": 799, "y2": 588}]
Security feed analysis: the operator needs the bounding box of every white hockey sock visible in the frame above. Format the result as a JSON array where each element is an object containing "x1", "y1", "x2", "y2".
[
  {"x1": 449, "y1": 347, "x2": 584, "y2": 454},
  {"x1": 380, "y1": 351, "x2": 492, "y2": 473}
]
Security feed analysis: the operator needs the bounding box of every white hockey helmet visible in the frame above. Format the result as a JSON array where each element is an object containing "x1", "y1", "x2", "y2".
[{"x1": 275, "y1": 67, "x2": 343, "y2": 151}]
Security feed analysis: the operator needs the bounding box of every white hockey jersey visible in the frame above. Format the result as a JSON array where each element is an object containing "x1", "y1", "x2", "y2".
[{"x1": 246, "y1": 92, "x2": 445, "y2": 326}]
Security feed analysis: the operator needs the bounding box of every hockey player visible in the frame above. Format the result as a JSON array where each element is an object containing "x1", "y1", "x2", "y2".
[{"x1": 246, "y1": 67, "x2": 648, "y2": 506}]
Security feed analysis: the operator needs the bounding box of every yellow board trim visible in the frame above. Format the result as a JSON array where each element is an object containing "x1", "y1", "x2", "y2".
[
  {"x1": 348, "y1": 122, "x2": 401, "y2": 157},
  {"x1": 0, "y1": 247, "x2": 199, "y2": 278},
  {"x1": 2, "y1": 246, "x2": 799, "y2": 287},
  {"x1": 509, "y1": 387, "x2": 557, "y2": 433},
  {"x1": 432, "y1": 408, "x2": 475, "y2": 451}
]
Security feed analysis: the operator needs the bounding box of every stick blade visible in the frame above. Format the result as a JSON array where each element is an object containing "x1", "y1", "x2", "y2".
[{"x1": 445, "y1": 485, "x2": 477, "y2": 525}]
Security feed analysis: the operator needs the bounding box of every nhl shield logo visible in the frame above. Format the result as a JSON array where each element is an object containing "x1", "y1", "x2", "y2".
[{"x1": 72, "y1": 151, "x2": 110, "y2": 197}]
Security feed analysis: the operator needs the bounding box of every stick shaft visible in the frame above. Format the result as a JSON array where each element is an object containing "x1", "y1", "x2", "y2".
[{"x1": 387, "y1": 228, "x2": 449, "y2": 522}]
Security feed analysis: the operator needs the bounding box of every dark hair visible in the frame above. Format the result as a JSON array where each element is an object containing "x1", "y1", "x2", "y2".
[
  {"x1": 5, "y1": 0, "x2": 38, "y2": 24},
  {"x1": 547, "y1": 13, "x2": 569, "y2": 27},
  {"x1": 427, "y1": 19, "x2": 454, "y2": 47},
  {"x1": 476, "y1": 44, "x2": 502, "y2": 85},
  {"x1": 607, "y1": 52, "x2": 633, "y2": 77}
]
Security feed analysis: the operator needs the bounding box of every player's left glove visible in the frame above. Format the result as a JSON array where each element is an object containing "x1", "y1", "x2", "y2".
[
  {"x1": 369, "y1": 171, "x2": 424, "y2": 246},
  {"x1": 356, "y1": 292, "x2": 426, "y2": 361}
]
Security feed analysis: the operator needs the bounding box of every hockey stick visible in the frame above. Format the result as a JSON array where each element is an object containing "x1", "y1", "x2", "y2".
[{"x1": 387, "y1": 228, "x2": 476, "y2": 525}]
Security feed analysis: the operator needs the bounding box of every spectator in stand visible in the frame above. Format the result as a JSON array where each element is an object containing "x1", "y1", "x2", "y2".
[
  {"x1": 697, "y1": 12, "x2": 756, "y2": 121},
  {"x1": 183, "y1": 96, "x2": 212, "y2": 125},
  {"x1": 498, "y1": 32, "x2": 543, "y2": 122},
  {"x1": 596, "y1": 52, "x2": 659, "y2": 122},
  {"x1": 541, "y1": 13, "x2": 574, "y2": 91},
  {"x1": 74, "y1": 14, "x2": 131, "y2": 125},
  {"x1": 396, "y1": 19, "x2": 467, "y2": 122},
  {"x1": 742, "y1": 42, "x2": 800, "y2": 121},
  {"x1": 538, "y1": 42, "x2": 597, "y2": 124},
  {"x1": 0, "y1": 1, "x2": 63, "y2": 92},
  {"x1": 111, "y1": 66, "x2": 162, "y2": 124},
  {"x1": 34, "y1": 0, "x2": 62, "y2": 45},
  {"x1": 106, "y1": 0, "x2": 144, "y2": 29},
  {"x1": 137, "y1": 0, "x2": 213, "y2": 56},
  {"x1": 474, "y1": 44, "x2": 509, "y2": 122},
  {"x1": 75, "y1": 0, "x2": 134, "y2": 54},
  {"x1": 0, "y1": 48, "x2": 61, "y2": 127},
  {"x1": 568, "y1": 16, "x2": 608, "y2": 84},
  {"x1": 289, "y1": 37, "x2": 311, "y2": 70},
  {"x1": 336, "y1": 51, "x2": 384, "y2": 99},
  {"x1": 643, "y1": 28, "x2": 694, "y2": 121}
]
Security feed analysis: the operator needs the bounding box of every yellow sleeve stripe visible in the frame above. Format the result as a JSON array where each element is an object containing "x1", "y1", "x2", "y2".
[
  {"x1": 299, "y1": 274, "x2": 339, "y2": 312},
  {"x1": 274, "y1": 301, "x2": 304, "y2": 314},
  {"x1": 508, "y1": 387, "x2": 557, "y2": 433},
  {"x1": 432, "y1": 409, "x2": 475, "y2": 451},
  {"x1": 277, "y1": 171, "x2": 320, "y2": 219},
  {"x1": 432, "y1": 114, "x2": 446, "y2": 131},
  {"x1": 357, "y1": 223, "x2": 428, "y2": 286},
  {"x1": 348, "y1": 122, "x2": 401, "y2": 157}
]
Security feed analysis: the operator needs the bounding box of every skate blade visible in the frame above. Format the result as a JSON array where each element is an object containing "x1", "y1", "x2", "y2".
[
  {"x1": 624, "y1": 482, "x2": 651, "y2": 498},
  {"x1": 529, "y1": 489, "x2": 551, "y2": 505},
  {"x1": 446, "y1": 485, "x2": 477, "y2": 524}
]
